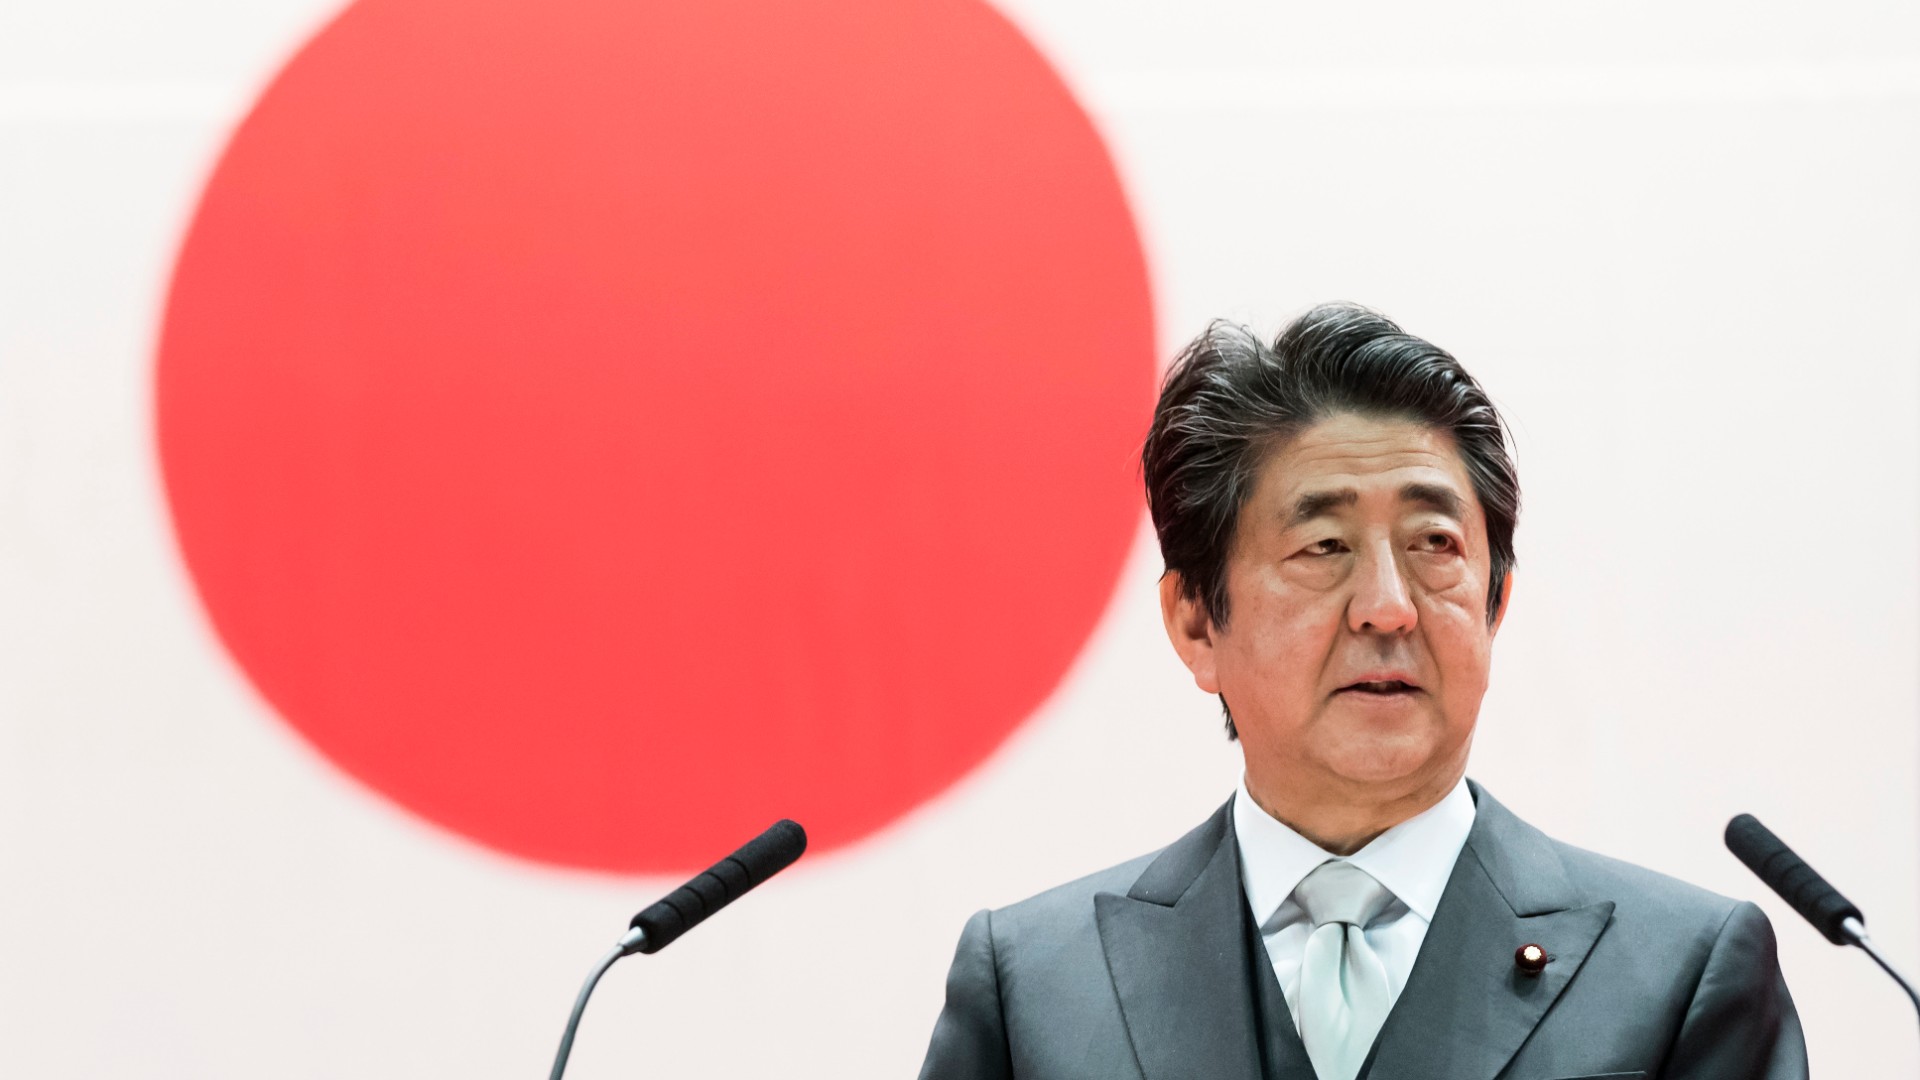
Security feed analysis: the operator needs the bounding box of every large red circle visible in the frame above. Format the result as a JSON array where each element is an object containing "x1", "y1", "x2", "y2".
[{"x1": 157, "y1": 0, "x2": 1154, "y2": 872}]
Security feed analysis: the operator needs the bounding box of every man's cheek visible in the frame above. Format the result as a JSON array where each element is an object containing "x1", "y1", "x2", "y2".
[
  {"x1": 1408, "y1": 554, "x2": 1470, "y2": 595},
  {"x1": 1417, "y1": 588, "x2": 1489, "y2": 635}
]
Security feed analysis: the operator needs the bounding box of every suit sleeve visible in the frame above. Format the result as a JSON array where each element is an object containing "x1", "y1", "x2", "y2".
[
  {"x1": 918, "y1": 908, "x2": 1014, "y2": 1080},
  {"x1": 1665, "y1": 901, "x2": 1808, "y2": 1080}
]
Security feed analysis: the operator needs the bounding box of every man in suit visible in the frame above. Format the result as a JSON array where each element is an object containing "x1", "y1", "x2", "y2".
[{"x1": 917, "y1": 304, "x2": 1806, "y2": 1080}]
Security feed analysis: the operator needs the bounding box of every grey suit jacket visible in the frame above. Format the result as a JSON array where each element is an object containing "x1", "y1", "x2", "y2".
[{"x1": 918, "y1": 781, "x2": 1806, "y2": 1080}]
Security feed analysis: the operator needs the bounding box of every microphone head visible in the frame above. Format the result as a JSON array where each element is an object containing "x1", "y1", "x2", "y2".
[
  {"x1": 627, "y1": 819, "x2": 807, "y2": 952},
  {"x1": 1725, "y1": 813, "x2": 1862, "y2": 945},
  {"x1": 738, "y1": 819, "x2": 808, "y2": 883}
]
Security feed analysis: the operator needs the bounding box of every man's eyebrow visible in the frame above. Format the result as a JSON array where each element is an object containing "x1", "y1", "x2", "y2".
[
  {"x1": 1401, "y1": 482, "x2": 1466, "y2": 518},
  {"x1": 1286, "y1": 489, "x2": 1357, "y2": 526}
]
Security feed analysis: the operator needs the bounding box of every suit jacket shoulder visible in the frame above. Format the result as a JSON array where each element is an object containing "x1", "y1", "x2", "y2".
[
  {"x1": 1398, "y1": 783, "x2": 1808, "y2": 1080},
  {"x1": 1551, "y1": 832, "x2": 1743, "y2": 923},
  {"x1": 919, "y1": 807, "x2": 1237, "y2": 1080}
]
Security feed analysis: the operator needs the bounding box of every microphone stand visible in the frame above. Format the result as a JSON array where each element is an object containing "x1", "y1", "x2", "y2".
[
  {"x1": 549, "y1": 927, "x2": 647, "y2": 1080},
  {"x1": 1840, "y1": 916, "x2": 1920, "y2": 1034}
]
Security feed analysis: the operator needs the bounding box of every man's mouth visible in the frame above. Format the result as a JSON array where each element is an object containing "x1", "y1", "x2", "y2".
[{"x1": 1339, "y1": 680, "x2": 1419, "y2": 696}]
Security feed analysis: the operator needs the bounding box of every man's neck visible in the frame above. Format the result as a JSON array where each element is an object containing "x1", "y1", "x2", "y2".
[{"x1": 1242, "y1": 769, "x2": 1462, "y2": 855}]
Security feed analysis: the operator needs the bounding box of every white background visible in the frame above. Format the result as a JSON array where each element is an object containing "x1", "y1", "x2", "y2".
[{"x1": 3, "y1": 1, "x2": 1917, "y2": 1076}]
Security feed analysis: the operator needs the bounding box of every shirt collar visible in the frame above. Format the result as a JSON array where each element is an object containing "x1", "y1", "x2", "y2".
[{"x1": 1233, "y1": 774, "x2": 1476, "y2": 926}]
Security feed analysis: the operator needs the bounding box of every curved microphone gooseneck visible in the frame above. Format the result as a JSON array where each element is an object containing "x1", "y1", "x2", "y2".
[{"x1": 548, "y1": 819, "x2": 808, "y2": 1080}]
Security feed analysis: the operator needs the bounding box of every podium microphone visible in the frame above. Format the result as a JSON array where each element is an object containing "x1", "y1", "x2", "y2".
[
  {"x1": 548, "y1": 819, "x2": 807, "y2": 1080},
  {"x1": 1725, "y1": 813, "x2": 1920, "y2": 1032}
]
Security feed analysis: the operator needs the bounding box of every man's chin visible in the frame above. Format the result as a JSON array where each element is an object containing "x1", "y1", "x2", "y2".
[{"x1": 1311, "y1": 726, "x2": 1459, "y2": 788}]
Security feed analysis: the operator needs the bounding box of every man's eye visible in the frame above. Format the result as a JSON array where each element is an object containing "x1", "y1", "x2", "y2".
[
  {"x1": 1304, "y1": 539, "x2": 1345, "y2": 556},
  {"x1": 1418, "y1": 533, "x2": 1458, "y2": 553}
]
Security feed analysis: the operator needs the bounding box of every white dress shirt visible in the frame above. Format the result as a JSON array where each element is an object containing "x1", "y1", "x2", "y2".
[{"x1": 1232, "y1": 774, "x2": 1476, "y2": 1032}]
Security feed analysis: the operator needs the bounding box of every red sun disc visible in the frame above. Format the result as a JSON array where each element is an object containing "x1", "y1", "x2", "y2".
[{"x1": 157, "y1": 0, "x2": 1155, "y2": 872}]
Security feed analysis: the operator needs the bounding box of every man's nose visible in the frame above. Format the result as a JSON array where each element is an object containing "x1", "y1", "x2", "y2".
[{"x1": 1347, "y1": 542, "x2": 1417, "y2": 635}]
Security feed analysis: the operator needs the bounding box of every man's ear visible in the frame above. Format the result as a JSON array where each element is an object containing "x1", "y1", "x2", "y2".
[
  {"x1": 1489, "y1": 571, "x2": 1514, "y2": 636},
  {"x1": 1159, "y1": 572, "x2": 1221, "y2": 694}
]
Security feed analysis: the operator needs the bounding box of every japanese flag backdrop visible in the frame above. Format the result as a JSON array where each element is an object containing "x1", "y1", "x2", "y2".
[{"x1": 3, "y1": 0, "x2": 1918, "y2": 1076}]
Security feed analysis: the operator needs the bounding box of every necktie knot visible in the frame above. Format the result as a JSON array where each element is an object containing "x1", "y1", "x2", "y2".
[{"x1": 1293, "y1": 859, "x2": 1393, "y2": 931}]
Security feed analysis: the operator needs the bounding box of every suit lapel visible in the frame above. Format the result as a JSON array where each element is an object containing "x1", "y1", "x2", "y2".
[
  {"x1": 1096, "y1": 802, "x2": 1265, "y2": 1080},
  {"x1": 1364, "y1": 782, "x2": 1614, "y2": 1080}
]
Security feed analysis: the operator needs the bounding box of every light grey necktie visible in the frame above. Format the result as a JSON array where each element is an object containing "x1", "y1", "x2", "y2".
[{"x1": 1293, "y1": 860, "x2": 1395, "y2": 1080}]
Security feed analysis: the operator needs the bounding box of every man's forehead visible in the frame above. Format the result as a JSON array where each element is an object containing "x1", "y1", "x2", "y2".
[{"x1": 1252, "y1": 414, "x2": 1480, "y2": 517}]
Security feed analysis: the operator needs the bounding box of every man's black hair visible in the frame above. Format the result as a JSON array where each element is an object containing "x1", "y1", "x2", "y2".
[{"x1": 1140, "y1": 302, "x2": 1519, "y2": 739}]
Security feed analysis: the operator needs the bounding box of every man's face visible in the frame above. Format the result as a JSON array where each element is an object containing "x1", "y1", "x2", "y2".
[{"x1": 1167, "y1": 412, "x2": 1507, "y2": 801}]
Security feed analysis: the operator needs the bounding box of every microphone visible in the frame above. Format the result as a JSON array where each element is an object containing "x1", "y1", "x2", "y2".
[
  {"x1": 548, "y1": 819, "x2": 807, "y2": 1080},
  {"x1": 626, "y1": 817, "x2": 807, "y2": 954},
  {"x1": 1725, "y1": 813, "x2": 1919, "y2": 1030},
  {"x1": 1724, "y1": 813, "x2": 1862, "y2": 944}
]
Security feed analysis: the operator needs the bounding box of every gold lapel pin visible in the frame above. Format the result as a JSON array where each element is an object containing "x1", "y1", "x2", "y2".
[{"x1": 1514, "y1": 943, "x2": 1549, "y2": 975}]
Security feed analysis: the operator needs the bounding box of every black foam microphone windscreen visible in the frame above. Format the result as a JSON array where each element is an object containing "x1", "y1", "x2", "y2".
[
  {"x1": 1725, "y1": 813, "x2": 1863, "y2": 944},
  {"x1": 629, "y1": 819, "x2": 807, "y2": 954}
]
